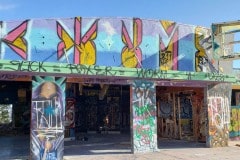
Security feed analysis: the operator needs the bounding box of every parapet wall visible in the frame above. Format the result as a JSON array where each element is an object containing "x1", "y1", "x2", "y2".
[{"x1": 0, "y1": 17, "x2": 214, "y2": 72}]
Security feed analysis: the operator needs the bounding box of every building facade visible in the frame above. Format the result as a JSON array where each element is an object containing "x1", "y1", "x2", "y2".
[{"x1": 0, "y1": 17, "x2": 238, "y2": 160}]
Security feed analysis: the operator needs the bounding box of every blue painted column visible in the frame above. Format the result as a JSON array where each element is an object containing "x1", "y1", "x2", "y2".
[
  {"x1": 130, "y1": 80, "x2": 158, "y2": 153},
  {"x1": 30, "y1": 76, "x2": 66, "y2": 160}
]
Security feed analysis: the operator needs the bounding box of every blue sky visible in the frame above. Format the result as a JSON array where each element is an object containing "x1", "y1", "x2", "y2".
[{"x1": 0, "y1": 0, "x2": 240, "y2": 28}]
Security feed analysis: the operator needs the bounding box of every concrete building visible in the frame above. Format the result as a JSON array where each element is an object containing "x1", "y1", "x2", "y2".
[{"x1": 0, "y1": 17, "x2": 239, "y2": 160}]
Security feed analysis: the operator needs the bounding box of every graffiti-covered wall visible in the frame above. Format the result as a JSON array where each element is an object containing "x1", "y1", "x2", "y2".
[
  {"x1": 207, "y1": 83, "x2": 231, "y2": 147},
  {"x1": 31, "y1": 76, "x2": 66, "y2": 160},
  {"x1": 229, "y1": 106, "x2": 240, "y2": 140},
  {"x1": 0, "y1": 17, "x2": 214, "y2": 72},
  {"x1": 131, "y1": 80, "x2": 157, "y2": 153}
]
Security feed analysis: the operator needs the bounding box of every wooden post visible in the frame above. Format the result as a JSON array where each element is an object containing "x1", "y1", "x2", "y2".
[
  {"x1": 173, "y1": 93, "x2": 176, "y2": 138},
  {"x1": 178, "y1": 95, "x2": 182, "y2": 139},
  {"x1": 191, "y1": 95, "x2": 198, "y2": 141}
]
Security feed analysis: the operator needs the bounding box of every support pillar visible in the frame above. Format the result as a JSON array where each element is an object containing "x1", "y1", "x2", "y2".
[
  {"x1": 207, "y1": 83, "x2": 231, "y2": 147},
  {"x1": 30, "y1": 76, "x2": 66, "y2": 160},
  {"x1": 130, "y1": 80, "x2": 157, "y2": 153}
]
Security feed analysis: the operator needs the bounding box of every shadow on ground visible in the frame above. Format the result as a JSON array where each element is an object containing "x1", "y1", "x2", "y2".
[
  {"x1": 0, "y1": 135, "x2": 30, "y2": 160},
  {"x1": 0, "y1": 134, "x2": 209, "y2": 159},
  {"x1": 158, "y1": 138, "x2": 206, "y2": 149},
  {"x1": 64, "y1": 133, "x2": 132, "y2": 156}
]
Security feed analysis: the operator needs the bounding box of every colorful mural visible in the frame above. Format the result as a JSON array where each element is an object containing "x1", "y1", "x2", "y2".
[
  {"x1": 195, "y1": 27, "x2": 213, "y2": 72},
  {"x1": 1, "y1": 20, "x2": 29, "y2": 60},
  {"x1": 65, "y1": 98, "x2": 76, "y2": 139},
  {"x1": 56, "y1": 17, "x2": 98, "y2": 65},
  {"x1": 131, "y1": 80, "x2": 157, "y2": 152},
  {"x1": 207, "y1": 83, "x2": 231, "y2": 147},
  {"x1": 0, "y1": 17, "x2": 212, "y2": 72},
  {"x1": 229, "y1": 106, "x2": 240, "y2": 140},
  {"x1": 31, "y1": 76, "x2": 66, "y2": 160},
  {"x1": 65, "y1": 98, "x2": 75, "y2": 129},
  {"x1": 121, "y1": 18, "x2": 142, "y2": 68},
  {"x1": 0, "y1": 17, "x2": 236, "y2": 155},
  {"x1": 159, "y1": 20, "x2": 178, "y2": 70}
]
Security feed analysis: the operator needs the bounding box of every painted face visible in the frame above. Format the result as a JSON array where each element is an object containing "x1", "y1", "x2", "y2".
[{"x1": 40, "y1": 82, "x2": 57, "y2": 99}]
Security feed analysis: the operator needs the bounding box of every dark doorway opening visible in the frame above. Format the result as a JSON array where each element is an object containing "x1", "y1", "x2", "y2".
[
  {"x1": 0, "y1": 80, "x2": 31, "y2": 159},
  {"x1": 64, "y1": 83, "x2": 131, "y2": 155}
]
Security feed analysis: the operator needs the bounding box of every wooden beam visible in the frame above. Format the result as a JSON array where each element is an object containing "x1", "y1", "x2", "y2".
[
  {"x1": 178, "y1": 96, "x2": 182, "y2": 139},
  {"x1": 173, "y1": 93, "x2": 177, "y2": 139}
]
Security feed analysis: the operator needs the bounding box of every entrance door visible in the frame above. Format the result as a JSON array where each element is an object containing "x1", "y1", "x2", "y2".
[
  {"x1": 157, "y1": 91, "x2": 194, "y2": 140},
  {"x1": 177, "y1": 92, "x2": 193, "y2": 140},
  {"x1": 157, "y1": 92, "x2": 176, "y2": 139},
  {"x1": 157, "y1": 86, "x2": 205, "y2": 142}
]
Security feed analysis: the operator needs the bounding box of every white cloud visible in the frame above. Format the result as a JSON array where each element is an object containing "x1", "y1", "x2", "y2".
[{"x1": 0, "y1": 3, "x2": 17, "y2": 11}]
